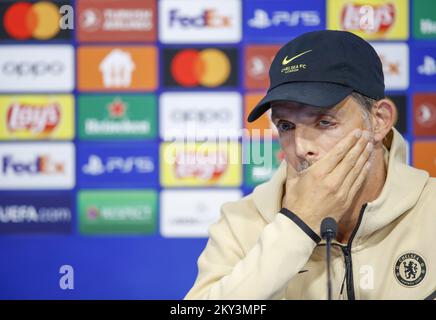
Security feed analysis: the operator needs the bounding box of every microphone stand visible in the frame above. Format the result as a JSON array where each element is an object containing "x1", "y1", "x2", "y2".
[{"x1": 321, "y1": 217, "x2": 338, "y2": 301}]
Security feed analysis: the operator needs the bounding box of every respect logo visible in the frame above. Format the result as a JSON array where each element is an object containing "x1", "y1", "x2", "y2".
[{"x1": 78, "y1": 190, "x2": 157, "y2": 235}]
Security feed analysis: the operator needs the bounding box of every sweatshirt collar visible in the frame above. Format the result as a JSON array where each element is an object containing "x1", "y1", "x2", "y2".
[{"x1": 252, "y1": 128, "x2": 429, "y2": 240}]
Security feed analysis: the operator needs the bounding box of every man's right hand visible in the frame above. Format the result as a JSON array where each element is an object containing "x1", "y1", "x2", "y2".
[{"x1": 282, "y1": 129, "x2": 374, "y2": 233}]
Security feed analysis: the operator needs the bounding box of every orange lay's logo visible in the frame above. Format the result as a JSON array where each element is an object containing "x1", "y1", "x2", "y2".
[
  {"x1": 160, "y1": 142, "x2": 241, "y2": 187},
  {"x1": 7, "y1": 102, "x2": 60, "y2": 135},
  {"x1": 341, "y1": 3, "x2": 396, "y2": 35},
  {"x1": 328, "y1": 0, "x2": 408, "y2": 40},
  {"x1": 0, "y1": 95, "x2": 74, "y2": 140},
  {"x1": 78, "y1": 46, "x2": 157, "y2": 91},
  {"x1": 174, "y1": 150, "x2": 228, "y2": 181}
]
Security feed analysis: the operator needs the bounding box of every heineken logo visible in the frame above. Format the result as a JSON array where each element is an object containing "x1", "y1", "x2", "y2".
[
  {"x1": 78, "y1": 95, "x2": 156, "y2": 139},
  {"x1": 107, "y1": 99, "x2": 127, "y2": 118}
]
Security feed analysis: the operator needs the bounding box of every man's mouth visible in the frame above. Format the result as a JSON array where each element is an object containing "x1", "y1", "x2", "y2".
[{"x1": 297, "y1": 160, "x2": 313, "y2": 172}]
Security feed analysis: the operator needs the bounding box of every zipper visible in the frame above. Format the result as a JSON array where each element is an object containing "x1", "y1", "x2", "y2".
[
  {"x1": 339, "y1": 203, "x2": 368, "y2": 300},
  {"x1": 316, "y1": 203, "x2": 368, "y2": 300},
  {"x1": 341, "y1": 245, "x2": 354, "y2": 299}
]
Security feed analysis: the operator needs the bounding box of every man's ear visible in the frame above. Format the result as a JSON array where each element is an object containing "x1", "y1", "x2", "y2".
[{"x1": 370, "y1": 98, "x2": 397, "y2": 143}]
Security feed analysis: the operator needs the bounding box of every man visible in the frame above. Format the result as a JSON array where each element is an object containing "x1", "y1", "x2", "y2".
[{"x1": 185, "y1": 30, "x2": 436, "y2": 300}]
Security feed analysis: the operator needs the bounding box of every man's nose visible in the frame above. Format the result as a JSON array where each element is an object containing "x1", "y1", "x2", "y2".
[{"x1": 294, "y1": 126, "x2": 318, "y2": 161}]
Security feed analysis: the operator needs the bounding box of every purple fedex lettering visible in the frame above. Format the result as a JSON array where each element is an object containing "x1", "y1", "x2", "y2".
[
  {"x1": 169, "y1": 9, "x2": 230, "y2": 27},
  {"x1": 1, "y1": 155, "x2": 63, "y2": 175},
  {"x1": 2, "y1": 155, "x2": 41, "y2": 174}
]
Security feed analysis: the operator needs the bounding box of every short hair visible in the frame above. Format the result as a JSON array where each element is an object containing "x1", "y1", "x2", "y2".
[{"x1": 350, "y1": 91, "x2": 377, "y2": 112}]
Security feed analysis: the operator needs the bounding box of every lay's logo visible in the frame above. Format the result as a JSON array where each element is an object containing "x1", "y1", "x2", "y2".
[
  {"x1": 0, "y1": 95, "x2": 74, "y2": 140},
  {"x1": 327, "y1": 0, "x2": 408, "y2": 40},
  {"x1": 160, "y1": 142, "x2": 241, "y2": 187},
  {"x1": 7, "y1": 103, "x2": 60, "y2": 135},
  {"x1": 174, "y1": 150, "x2": 228, "y2": 181},
  {"x1": 341, "y1": 3, "x2": 396, "y2": 34}
]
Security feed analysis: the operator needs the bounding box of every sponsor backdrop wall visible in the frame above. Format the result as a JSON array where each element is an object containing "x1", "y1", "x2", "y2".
[{"x1": 0, "y1": 0, "x2": 435, "y2": 299}]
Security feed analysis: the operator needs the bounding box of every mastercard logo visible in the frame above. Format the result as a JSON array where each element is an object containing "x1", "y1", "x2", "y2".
[
  {"x1": 3, "y1": 1, "x2": 61, "y2": 40},
  {"x1": 170, "y1": 49, "x2": 232, "y2": 87}
]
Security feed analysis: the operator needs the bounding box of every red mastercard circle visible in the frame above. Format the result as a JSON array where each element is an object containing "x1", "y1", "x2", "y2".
[
  {"x1": 171, "y1": 50, "x2": 205, "y2": 87},
  {"x1": 3, "y1": 2, "x2": 35, "y2": 40}
]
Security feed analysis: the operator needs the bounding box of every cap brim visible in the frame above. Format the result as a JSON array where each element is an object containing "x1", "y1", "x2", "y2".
[{"x1": 247, "y1": 82, "x2": 354, "y2": 122}]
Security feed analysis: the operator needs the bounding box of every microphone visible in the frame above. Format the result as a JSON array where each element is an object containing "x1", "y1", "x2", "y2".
[{"x1": 320, "y1": 217, "x2": 338, "y2": 300}]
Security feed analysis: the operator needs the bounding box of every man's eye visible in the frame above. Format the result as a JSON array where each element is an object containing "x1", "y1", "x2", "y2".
[
  {"x1": 277, "y1": 121, "x2": 293, "y2": 132},
  {"x1": 318, "y1": 120, "x2": 334, "y2": 128}
]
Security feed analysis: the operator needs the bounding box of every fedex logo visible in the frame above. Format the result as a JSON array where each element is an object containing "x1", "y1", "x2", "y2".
[
  {"x1": 169, "y1": 9, "x2": 231, "y2": 28},
  {"x1": 2, "y1": 155, "x2": 64, "y2": 175},
  {"x1": 0, "y1": 143, "x2": 75, "y2": 190},
  {"x1": 159, "y1": 0, "x2": 241, "y2": 43}
]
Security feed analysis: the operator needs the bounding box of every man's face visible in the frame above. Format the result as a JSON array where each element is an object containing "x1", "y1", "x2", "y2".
[{"x1": 271, "y1": 95, "x2": 372, "y2": 172}]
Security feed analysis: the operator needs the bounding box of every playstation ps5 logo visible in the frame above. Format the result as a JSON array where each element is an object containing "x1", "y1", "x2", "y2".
[
  {"x1": 417, "y1": 55, "x2": 436, "y2": 76},
  {"x1": 247, "y1": 9, "x2": 320, "y2": 29},
  {"x1": 82, "y1": 154, "x2": 154, "y2": 176}
]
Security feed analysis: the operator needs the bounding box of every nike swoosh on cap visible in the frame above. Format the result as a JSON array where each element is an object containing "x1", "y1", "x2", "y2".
[{"x1": 282, "y1": 50, "x2": 313, "y2": 65}]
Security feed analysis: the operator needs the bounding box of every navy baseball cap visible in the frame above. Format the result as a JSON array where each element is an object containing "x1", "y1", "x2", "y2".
[{"x1": 247, "y1": 30, "x2": 385, "y2": 122}]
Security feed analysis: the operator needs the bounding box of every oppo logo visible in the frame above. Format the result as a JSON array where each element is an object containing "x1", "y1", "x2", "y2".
[
  {"x1": 170, "y1": 109, "x2": 231, "y2": 123},
  {"x1": 2, "y1": 61, "x2": 64, "y2": 76}
]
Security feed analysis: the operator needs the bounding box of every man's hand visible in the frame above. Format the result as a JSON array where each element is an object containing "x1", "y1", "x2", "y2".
[{"x1": 282, "y1": 129, "x2": 373, "y2": 233}]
